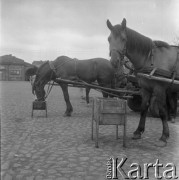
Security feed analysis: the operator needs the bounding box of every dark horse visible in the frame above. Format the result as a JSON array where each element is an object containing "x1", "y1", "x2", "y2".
[
  {"x1": 26, "y1": 56, "x2": 116, "y2": 116},
  {"x1": 107, "y1": 18, "x2": 179, "y2": 144}
]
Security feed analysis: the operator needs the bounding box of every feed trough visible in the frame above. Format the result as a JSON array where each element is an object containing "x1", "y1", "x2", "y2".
[
  {"x1": 31, "y1": 100, "x2": 47, "y2": 118},
  {"x1": 91, "y1": 97, "x2": 127, "y2": 148}
]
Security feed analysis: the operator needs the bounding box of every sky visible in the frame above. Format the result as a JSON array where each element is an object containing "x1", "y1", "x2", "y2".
[{"x1": 1, "y1": 0, "x2": 179, "y2": 63}]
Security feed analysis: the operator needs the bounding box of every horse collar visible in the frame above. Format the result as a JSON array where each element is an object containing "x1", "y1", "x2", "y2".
[{"x1": 73, "y1": 58, "x2": 78, "y2": 78}]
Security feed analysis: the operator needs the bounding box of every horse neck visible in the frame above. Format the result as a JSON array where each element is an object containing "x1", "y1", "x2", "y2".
[
  {"x1": 125, "y1": 28, "x2": 153, "y2": 71},
  {"x1": 40, "y1": 67, "x2": 54, "y2": 86},
  {"x1": 126, "y1": 47, "x2": 149, "y2": 71}
]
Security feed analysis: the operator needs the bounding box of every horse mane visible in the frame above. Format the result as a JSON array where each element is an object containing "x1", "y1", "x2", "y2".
[
  {"x1": 37, "y1": 61, "x2": 49, "y2": 72},
  {"x1": 125, "y1": 27, "x2": 153, "y2": 56},
  {"x1": 113, "y1": 25, "x2": 171, "y2": 56},
  {"x1": 153, "y1": 40, "x2": 170, "y2": 48}
]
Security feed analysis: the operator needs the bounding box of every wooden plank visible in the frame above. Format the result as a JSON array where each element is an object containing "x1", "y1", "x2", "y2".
[
  {"x1": 101, "y1": 110, "x2": 125, "y2": 114},
  {"x1": 92, "y1": 97, "x2": 127, "y2": 148},
  {"x1": 100, "y1": 98, "x2": 126, "y2": 114},
  {"x1": 55, "y1": 78, "x2": 140, "y2": 95},
  {"x1": 32, "y1": 101, "x2": 46, "y2": 110},
  {"x1": 137, "y1": 73, "x2": 179, "y2": 85},
  {"x1": 99, "y1": 114, "x2": 125, "y2": 125}
]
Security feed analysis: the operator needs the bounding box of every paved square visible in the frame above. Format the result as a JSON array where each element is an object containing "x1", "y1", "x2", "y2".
[{"x1": 1, "y1": 81, "x2": 179, "y2": 180}]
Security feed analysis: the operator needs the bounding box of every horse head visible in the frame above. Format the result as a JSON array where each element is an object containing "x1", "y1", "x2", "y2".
[
  {"x1": 25, "y1": 66, "x2": 38, "y2": 93},
  {"x1": 29, "y1": 61, "x2": 56, "y2": 101},
  {"x1": 107, "y1": 18, "x2": 127, "y2": 69}
]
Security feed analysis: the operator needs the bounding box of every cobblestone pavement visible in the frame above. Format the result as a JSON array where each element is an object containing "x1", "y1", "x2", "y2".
[{"x1": 1, "y1": 81, "x2": 179, "y2": 180}]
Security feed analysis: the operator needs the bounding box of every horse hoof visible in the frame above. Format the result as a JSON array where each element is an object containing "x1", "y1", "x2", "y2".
[
  {"x1": 159, "y1": 136, "x2": 168, "y2": 142},
  {"x1": 132, "y1": 134, "x2": 141, "y2": 140}
]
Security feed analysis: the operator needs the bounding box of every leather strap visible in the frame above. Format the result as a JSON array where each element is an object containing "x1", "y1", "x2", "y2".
[{"x1": 49, "y1": 61, "x2": 57, "y2": 75}]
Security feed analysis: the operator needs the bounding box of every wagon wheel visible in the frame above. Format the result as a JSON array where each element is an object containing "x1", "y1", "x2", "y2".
[{"x1": 127, "y1": 94, "x2": 142, "y2": 112}]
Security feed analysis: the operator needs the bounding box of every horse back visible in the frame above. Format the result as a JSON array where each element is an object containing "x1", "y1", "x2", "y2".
[
  {"x1": 77, "y1": 58, "x2": 114, "y2": 82},
  {"x1": 53, "y1": 56, "x2": 114, "y2": 84},
  {"x1": 154, "y1": 46, "x2": 179, "y2": 74},
  {"x1": 52, "y1": 56, "x2": 78, "y2": 79}
]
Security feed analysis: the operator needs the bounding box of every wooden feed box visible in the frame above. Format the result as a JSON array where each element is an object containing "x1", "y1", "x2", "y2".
[
  {"x1": 31, "y1": 100, "x2": 47, "y2": 117},
  {"x1": 92, "y1": 97, "x2": 127, "y2": 148}
]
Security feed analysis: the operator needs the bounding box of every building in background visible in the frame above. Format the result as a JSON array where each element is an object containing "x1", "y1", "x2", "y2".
[
  {"x1": 32, "y1": 60, "x2": 46, "y2": 67},
  {"x1": 0, "y1": 54, "x2": 33, "y2": 81}
]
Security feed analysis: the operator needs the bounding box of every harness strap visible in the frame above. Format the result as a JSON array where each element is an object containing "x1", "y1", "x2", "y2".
[
  {"x1": 49, "y1": 61, "x2": 57, "y2": 75},
  {"x1": 150, "y1": 48, "x2": 154, "y2": 67},
  {"x1": 135, "y1": 42, "x2": 156, "y2": 73},
  {"x1": 74, "y1": 58, "x2": 77, "y2": 76},
  {"x1": 73, "y1": 58, "x2": 79, "y2": 79},
  {"x1": 149, "y1": 67, "x2": 157, "y2": 78},
  {"x1": 172, "y1": 52, "x2": 179, "y2": 76},
  {"x1": 171, "y1": 52, "x2": 179, "y2": 84},
  {"x1": 45, "y1": 81, "x2": 54, "y2": 100},
  {"x1": 149, "y1": 42, "x2": 157, "y2": 67},
  {"x1": 42, "y1": 61, "x2": 56, "y2": 100}
]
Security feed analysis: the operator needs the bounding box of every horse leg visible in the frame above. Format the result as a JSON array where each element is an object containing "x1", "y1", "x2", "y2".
[
  {"x1": 155, "y1": 88, "x2": 169, "y2": 142},
  {"x1": 166, "y1": 90, "x2": 177, "y2": 123},
  {"x1": 172, "y1": 92, "x2": 178, "y2": 123},
  {"x1": 60, "y1": 84, "x2": 73, "y2": 117},
  {"x1": 97, "y1": 79, "x2": 112, "y2": 98},
  {"x1": 85, "y1": 87, "x2": 90, "y2": 104},
  {"x1": 166, "y1": 92, "x2": 171, "y2": 121},
  {"x1": 133, "y1": 89, "x2": 151, "y2": 139}
]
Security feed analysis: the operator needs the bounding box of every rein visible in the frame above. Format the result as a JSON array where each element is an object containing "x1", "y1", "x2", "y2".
[
  {"x1": 73, "y1": 58, "x2": 78, "y2": 75},
  {"x1": 45, "y1": 79, "x2": 54, "y2": 100}
]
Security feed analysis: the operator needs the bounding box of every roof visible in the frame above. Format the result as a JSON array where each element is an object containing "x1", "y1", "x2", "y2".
[
  {"x1": 0, "y1": 54, "x2": 33, "y2": 67},
  {"x1": 32, "y1": 60, "x2": 47, "y2": 67}
]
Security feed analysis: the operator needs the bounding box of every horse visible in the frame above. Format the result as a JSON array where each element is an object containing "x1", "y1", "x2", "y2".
[
  {"x1": 26, "y1": 67, "x2": 92, "y2": 104},
  {"x1": 26, "y1": 56, "x2": 121, "y2": 117},
  {"x1": 106, "y1": 18, "x2": 179, "y2": 144},
  {"x1": 124, "y1": 57, "x2": 178, "y2": 120}
]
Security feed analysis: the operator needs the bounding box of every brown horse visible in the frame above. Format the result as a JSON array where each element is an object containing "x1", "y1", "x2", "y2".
[
  {"x1": 107, "y1": 18, "x2": 179, "y2": 144},
  {"x1": 26, "y1": 56, "x2": 117, "y2": 117}
]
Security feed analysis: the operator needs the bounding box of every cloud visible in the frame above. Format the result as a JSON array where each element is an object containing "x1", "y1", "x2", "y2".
[{"x1": 1, "y1": 0, "x2": 179, "y2": 62}]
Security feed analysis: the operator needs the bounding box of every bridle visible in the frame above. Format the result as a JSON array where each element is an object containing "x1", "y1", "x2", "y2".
[
  {"x1": 110, "y1": 42, "x2": 128, "y2": 88},
  {"x1": 110, "y1": 36, "x2": 127, "y2": 67}
]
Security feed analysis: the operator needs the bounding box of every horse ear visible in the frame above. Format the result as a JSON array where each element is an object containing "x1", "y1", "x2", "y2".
[
  {"x1": 121, "y1": 18, "x2": 126, "y2": 29},
  {"x1": 107, "y1": 19, "x2": 114, "y2": 31}
]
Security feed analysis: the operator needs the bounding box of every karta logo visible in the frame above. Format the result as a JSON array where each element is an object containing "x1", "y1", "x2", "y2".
[{"x1": 106, "y1": 157, "x2": 178, "y2": 179}]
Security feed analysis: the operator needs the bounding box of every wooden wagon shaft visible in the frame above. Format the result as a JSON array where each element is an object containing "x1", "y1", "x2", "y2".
[
  {"x1": 137, "y1": 73, "x2": 179, "y2": 85},
  {"x1": 48, "y1": 82, "x2": 86, "y2": 88},
  {"x1": 55, "y1": 78, "x2": 140, "y2": 95}
]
